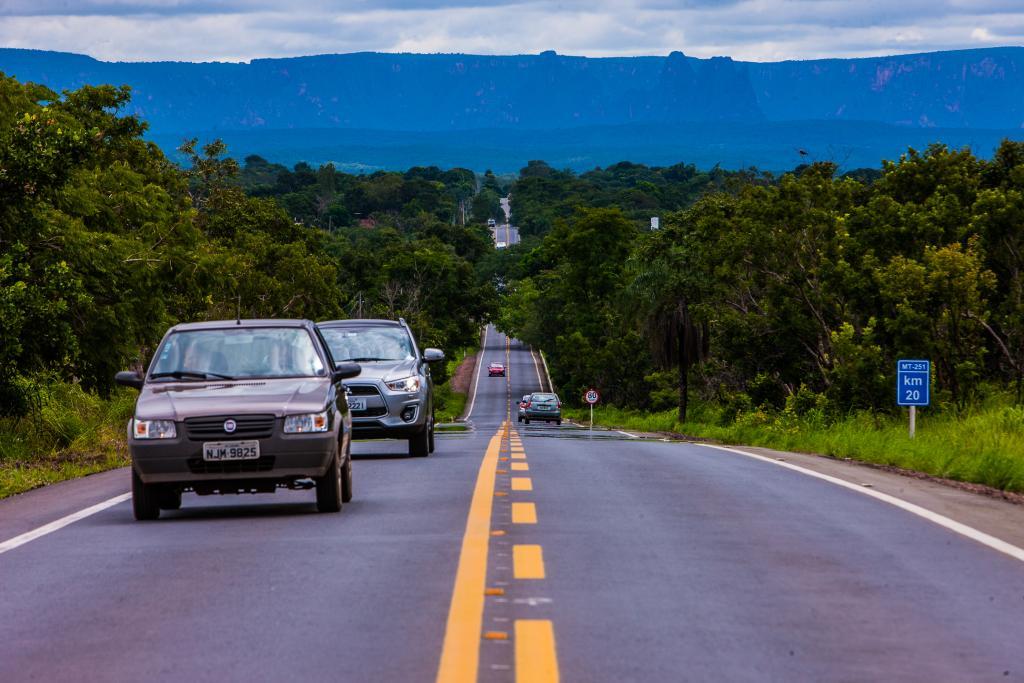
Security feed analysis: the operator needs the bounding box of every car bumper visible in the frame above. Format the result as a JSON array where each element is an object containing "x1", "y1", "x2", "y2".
[
  {"x1": 131, "y1": 431, "x2": 337, "y2": 485},
  {"x1": 348, "y1": 381, "x2": 428, "y2": 439},
  {"x1": 524, "y1": 410, "x2": 561, "y2": 420}
]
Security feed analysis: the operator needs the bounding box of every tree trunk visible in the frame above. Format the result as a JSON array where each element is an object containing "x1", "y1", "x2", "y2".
[{"x1": 677, "y1": 328, "x2": 688, "y2": 423}]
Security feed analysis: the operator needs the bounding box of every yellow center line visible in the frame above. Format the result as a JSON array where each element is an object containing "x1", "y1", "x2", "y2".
[
  {"x1": 511, "y1": 477, "x2": 533, "y2": 491},
  {"x1": 511, "y1": 452, "x2": 526, "y2": 460},
  {"x1": 513, "y1": 544, "x2": 546, "y2": 579},
  {"x1": 511, "y1": 502, "x2": 537, "y2": 524},
  {"x1": 515, "y1": 620, "x2": 559, "y2": 683},
  {"x1": 510, "y1": 462, "x2": 529, "y2": 471},
  {"x1": 435, "y1": 425, "x2": 505, "y2": 683}
]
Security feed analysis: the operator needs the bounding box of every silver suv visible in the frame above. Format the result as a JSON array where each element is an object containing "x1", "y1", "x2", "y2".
[
  {"x1": 115, "y1": 319, "x2": 362, "y2": 520},
  {"x1": 318, "y1": 319, "x2": 444, "y2": 457}
]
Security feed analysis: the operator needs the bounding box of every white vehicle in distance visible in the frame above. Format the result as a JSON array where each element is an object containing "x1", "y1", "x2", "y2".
[
  {"x1": 496, "y1": 241, "x2": 508, "y2": 249},
  {"x1": 487, "y1": 218, "x2": 496, "y2": 227}
]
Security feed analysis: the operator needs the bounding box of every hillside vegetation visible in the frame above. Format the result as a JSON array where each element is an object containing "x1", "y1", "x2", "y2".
[
  {"x1": 0, "y1": 75, "x2": 495, "y2": 495},
  {"x1": 497, "y1": 144, "x2": 1024, "y2": 489}
]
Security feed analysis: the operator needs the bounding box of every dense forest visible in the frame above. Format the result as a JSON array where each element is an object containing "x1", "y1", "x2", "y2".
[
  {"x1": 498, "y1": 144, "x2": 1024, "y2": 422},
  {"x1": 4, "y1": 68, "x2": 1023, "y2": 437},
  {"x1": 0, "y1": 74, "x2": 496, "y2": 417}
]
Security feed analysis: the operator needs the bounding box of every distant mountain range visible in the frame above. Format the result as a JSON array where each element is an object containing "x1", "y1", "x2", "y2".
[{"x1": 2, "y1": 47, "x2": 1023, "y2": 172}]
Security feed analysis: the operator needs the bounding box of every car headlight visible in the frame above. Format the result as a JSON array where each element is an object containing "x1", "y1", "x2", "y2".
[
  {"x1": 385, "y1": 376, "x2": 421, "y2": 392},
  {"x1": 134, "y1": 418, "x2": 176, "y2": 440},
  {"x1": 284, "y1": 410, "x2": 330, "y2": 433}
]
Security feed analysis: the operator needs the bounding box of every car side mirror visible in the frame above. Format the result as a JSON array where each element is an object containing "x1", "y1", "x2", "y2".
[
  {"x1": 115, "y1": 371, "x2": 144, "y2": 390},
  {"x1": 423, "y1": 348, "x2": 445, "y2": 363},
  {"x1": 333, "y1": 362, "x2": 362, "y2": 381}
]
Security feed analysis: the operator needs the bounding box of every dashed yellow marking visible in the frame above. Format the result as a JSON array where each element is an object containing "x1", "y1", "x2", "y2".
[
  {"x1": 495, "y1": 491, "x2": 509, "y2": 497},
  {"x1": 497, "y1": 469, "x2": 509, "y2": 474},
  {"x1": 510, "y1": 462, "x2": 529, "y2": 471},
  {"x1": 435, "y1": 426, "x2": 504, "y2": 683},
  {"x1": 513, "y1": 545, "x2": 546, "y2": 579},
  {"x1": 483, "y1": 631, "x2": 509, "y2": 641},
  {"x1": 511, "y1": 477, "x2": 533, "y2": 491},
  {"x1": 491, "y1": 530, "x2": 506, "y2": 536},
  {"x1": 485, "y1": 587, "x2": 505, "y2": 596},
  {"x1": 511, "y1": 502, "x2": 537, "y2": 524},
  {"x1": 515, "y1": 620, "x2": 559, "y2": 683},
  {"x1": 511, "y1": 452, "x2": 526, "y2": 460}
]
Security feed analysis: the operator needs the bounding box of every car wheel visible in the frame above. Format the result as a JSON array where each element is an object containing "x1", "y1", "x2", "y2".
[
  {"x1": 158, "y1": 486, "x2": 182, "y2": 511},
  {"x1": 316, "y1": 448, "x2": 343, "y2": 513},
  {"x1": 557, "y1": 420, "x2": 562, "y2": 426},
  {"x1": 132, "y1": 468, "x2": 160, "y2": 521},
  {"x1": 517, "y1": 416, "x2": 522, "y2": 423},
  {"x1": 409, "y1": 424, "x2": 430, "y2": 457},
  {"x1": 524, "y1": 419, "x2": 530, "y2": 425},
  {"x1": 341, "y1": 447, "x2": 353, "y2": 504},
  {"x1": 428, "y1": 416, "x2": 436, "y2": 454}
]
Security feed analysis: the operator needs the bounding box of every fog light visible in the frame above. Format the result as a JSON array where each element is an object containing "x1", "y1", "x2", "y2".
[{"x1": 401, "y1": 407, "x2": 417, "y2": 423}]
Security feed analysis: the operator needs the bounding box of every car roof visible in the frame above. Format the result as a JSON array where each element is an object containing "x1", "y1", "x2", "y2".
[
  {"x1": 319, "y1": 319, "x2": 404, "y2": 328},
  {"x1": 169, "y1": 319, "x2": 313, "y2": 332}
]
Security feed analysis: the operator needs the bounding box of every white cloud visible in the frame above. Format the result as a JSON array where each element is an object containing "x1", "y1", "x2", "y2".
[{"x1": 0, "y1": 1, "x2": 1021, "y2": 62}]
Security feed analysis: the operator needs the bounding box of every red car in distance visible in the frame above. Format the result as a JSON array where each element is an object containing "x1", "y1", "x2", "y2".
[{"x1": 488, "y1": 362, "x2": 506, "y2": 377}]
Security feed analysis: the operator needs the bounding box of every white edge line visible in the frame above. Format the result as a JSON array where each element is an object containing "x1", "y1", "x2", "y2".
[
  {"x1": 698, "y1": 443, "x2": 1024, "y2": 564},
  {"x1": 464, "y1": 325, "x2": 489, "y2": 420},
  {"x1": 539, "y1": 350, "x2": 554, "y2": 394},
  {"x1": 0, "y1": 492, "x2": 131, "y2": 556},
  {"x1": 529, "y1": 347, "x2": 544, "y2": 392},
  {"x1": 617, "y1": 430, "x2": 639, "y2": 439}
]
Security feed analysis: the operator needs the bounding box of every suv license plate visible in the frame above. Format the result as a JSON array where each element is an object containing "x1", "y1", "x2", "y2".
[
  {"x1": 348, "y1": 398, "x2": 367, "y2": 411},
  {"x1": 203, "y1": 440, "x2": 260, "y2": 461}
]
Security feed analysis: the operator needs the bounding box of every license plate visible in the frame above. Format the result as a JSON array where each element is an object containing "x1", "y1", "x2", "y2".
[
  {"x1": 203, "y1": 440, "x2": 260, "y2": 461},
  {"x1": 348, "y1": 398, "x2": 367, "y2": 411}
]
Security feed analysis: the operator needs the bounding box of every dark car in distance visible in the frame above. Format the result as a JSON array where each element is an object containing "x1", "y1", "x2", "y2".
[{"x1": 116, "y1": 319, "x2": 361, "y2": 520}]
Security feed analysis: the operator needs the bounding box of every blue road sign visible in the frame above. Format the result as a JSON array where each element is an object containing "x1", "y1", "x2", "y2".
[{"x1": 897, "y1": 359, "x2": 930, "y2": 406}]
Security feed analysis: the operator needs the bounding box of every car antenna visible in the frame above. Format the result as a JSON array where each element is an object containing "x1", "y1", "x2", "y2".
[{"x1": 236, "y1": 294, "x2": 241, "y2": 325}]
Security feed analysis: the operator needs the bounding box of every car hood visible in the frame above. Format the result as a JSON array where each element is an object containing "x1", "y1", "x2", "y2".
[
  {"x1": 345, "y1": 359, "x2": 419, "y2": 383},
  {"x1": 134, "y1": 377, "x2": 332, "y2": 420}
]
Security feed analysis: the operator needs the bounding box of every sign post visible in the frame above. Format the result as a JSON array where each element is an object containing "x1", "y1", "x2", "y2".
[
  {"x1": 584, "y1": 388, "x2": 600, "y2": 434},
  {"x1": 896, "y1": 360, "x2": 930, "y2": 438}
]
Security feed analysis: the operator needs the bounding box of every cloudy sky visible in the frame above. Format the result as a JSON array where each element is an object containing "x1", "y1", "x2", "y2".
[{"x1": 1, "y1": 0, "x2": 1022, "y2": 63}]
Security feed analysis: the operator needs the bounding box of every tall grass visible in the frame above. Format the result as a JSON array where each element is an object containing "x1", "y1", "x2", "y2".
[
  {"x1": 567, "y1": 399, "x2": 1024, "y2": 492},
  {"x1": 0, "y1": 381, "x2": 134, "y2": 499}
]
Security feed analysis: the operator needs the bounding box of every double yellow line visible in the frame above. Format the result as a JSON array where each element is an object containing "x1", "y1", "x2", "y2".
[{"x1": 436, "y1": 422, "x2": 559, "y2": 682}]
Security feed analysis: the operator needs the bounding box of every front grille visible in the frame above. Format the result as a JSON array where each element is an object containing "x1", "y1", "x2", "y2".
[
  {"x1": 352, "y1": 407, "x2": 387, "y2": 418},
  {"x1": 347, "y1": 385, "x2": 383, "y2": 397},
  {"x1": 187, "y1": 456, "x2": 276, "y2": 475},
  {"x1": 185, "y1": 414, "x2": 275, "y2": 441}
]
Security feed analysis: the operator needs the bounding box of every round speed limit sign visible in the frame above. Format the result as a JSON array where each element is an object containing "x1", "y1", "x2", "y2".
[{"x1": 584, "y1": 388, "x2": 600, "y2": 405}]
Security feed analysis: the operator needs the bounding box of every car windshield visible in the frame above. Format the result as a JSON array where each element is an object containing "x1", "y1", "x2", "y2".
[
  {"x1": 532, "y1": 393, "x2": 557, "y2": 402},
  {"x1": 150, "y1": 327, "x2": 326, "y2": 380},
  {"x1": 321, "y1": 325, "x2": 414, "y2": 362}
]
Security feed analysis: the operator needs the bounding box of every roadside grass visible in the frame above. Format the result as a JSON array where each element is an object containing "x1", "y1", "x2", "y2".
[
  {"x1": 566, "y1": 399, "x2": 1024, "y2": 493},
  {"x1": 435, "y1": 383, "x2": 468, "y2": 423},
  {"x1": 0, "y1": 382, "x2": 133, "y2": 499}
]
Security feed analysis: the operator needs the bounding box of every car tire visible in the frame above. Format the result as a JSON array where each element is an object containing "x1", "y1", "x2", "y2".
[
  {"x1": 132, "y1": 468, "x2": 160, "y2": 521},
  {"x1": 341, "y1": 448, "x2": 353, "y2": 504},
  {"x1": 517, "y1": 416, "x2": 522, "y2": 423},
  {"x1": 158, "y1": 487, "x2": 182, "y2": 511},
  {"x1": 428, "y1": 416, "x2": 436, "y2": 454},
  {"x1": 557, "y1": 420, "x2": 562, "y2": 426},
  {"x1": 409, "y1": 424, "x2": 430, "y2": 457},
  {"x1": 524, "y1": 419, "x2": 530, "y2": 425},
  {"x1": 316, "y1": 449, "x2": 343, "y2": 513}
]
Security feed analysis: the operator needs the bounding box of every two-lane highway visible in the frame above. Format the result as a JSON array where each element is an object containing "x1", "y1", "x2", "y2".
[{"x1": 3, "y1": 326, "x2": 1024, "y2": 681}]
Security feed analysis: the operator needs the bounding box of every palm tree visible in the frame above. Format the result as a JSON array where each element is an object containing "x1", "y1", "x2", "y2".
[{"x1": 625, "y1": 231, "x2": 709, "y2": 423}]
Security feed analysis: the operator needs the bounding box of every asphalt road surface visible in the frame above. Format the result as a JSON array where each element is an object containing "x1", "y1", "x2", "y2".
[{"x1": 2, "y1": 327, "x2": 1024, "y2": 681}]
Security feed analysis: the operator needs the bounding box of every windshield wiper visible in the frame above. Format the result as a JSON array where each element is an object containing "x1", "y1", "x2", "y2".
[
  {"x1": 342, "y1": 357, "x2": 389, "y2": 362},
  {"x1": 151, "y1": 370, "x2": 235, "y2": 381}
]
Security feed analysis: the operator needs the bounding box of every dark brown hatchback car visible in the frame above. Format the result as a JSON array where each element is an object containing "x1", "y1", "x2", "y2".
[{"x1": 116, "y1": 319, "x2": 360, "y2": 520}]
